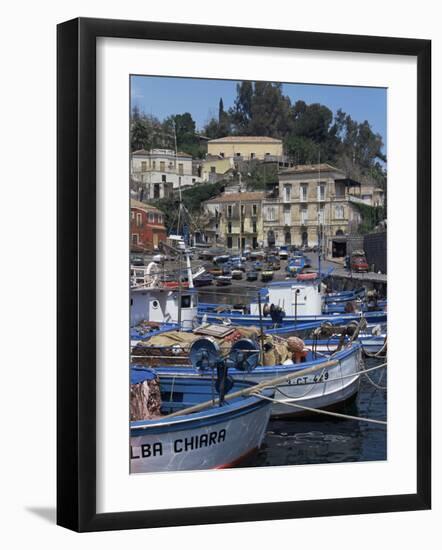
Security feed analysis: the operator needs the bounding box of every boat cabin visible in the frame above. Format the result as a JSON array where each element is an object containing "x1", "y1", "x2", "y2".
[
  {"x1": 131, "y1": 287, "x2": 198, "y2": 329},
  {"x1": 250, "y1": 277, "x2": 323, "y2": 318}
]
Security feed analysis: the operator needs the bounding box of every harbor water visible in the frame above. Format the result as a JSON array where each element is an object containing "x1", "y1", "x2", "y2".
[{"x1": 198, "y1": 286, "x2": 387, "y2": 467}]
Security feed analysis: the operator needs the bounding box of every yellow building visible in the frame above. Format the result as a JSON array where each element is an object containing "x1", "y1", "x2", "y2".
[
  {"x1": 263, "y1": 164, "x2": 362, "y2": 257},
  {"x1": 207, "y1": 136, "x2": 283, "y2": 161},
  {"x1": 201, "y1": 155, "x2": 235, "y2": 182},
  {"x1": 203, "y1": 191, "x2": 265, "y2": 249}
]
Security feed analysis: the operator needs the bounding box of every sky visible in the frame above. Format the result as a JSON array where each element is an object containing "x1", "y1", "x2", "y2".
[{"x1": 131, "y1": 75, "x2": 387, "y2": 145}]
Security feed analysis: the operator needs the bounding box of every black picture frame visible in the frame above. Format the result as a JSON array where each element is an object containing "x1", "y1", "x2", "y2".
[{"x1": 57, "y1": 17, "x2": 431, "y2": 532}]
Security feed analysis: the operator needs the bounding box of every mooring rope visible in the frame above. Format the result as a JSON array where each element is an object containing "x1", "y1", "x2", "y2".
[
  {"x1": 252, "y1": 392, "x2": 387, "y2": 425},
  {"x1": 362, "y1": 336, "x2": 387, "y2": 358}
]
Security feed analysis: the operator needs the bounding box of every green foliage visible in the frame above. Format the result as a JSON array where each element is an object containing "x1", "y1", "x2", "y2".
[
  {"x1": 131, "y1": 82, "x2": 387, "y2": 189},
  {"x1": 244, "y1": 163, "x2": 278, "y2": 190},
  {"x1": 353, "y1": 202, "x2": 385, "y2": 235},
  {"x1": 152, "y1": 181, "x2": 226, "y2": 232}
]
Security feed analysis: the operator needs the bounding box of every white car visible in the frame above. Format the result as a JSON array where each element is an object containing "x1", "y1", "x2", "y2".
[{"x1": 152, "y1": 253, "x2": 168, "y2": 263}]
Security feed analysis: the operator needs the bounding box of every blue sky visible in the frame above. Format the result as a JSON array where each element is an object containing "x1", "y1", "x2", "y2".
[{"x1": 131, "y1": 75, "x2": 387, "y2": 145}]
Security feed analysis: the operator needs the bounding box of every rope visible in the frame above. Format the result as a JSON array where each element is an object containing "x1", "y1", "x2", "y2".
[
  {"x1": 362, "y1": 336, "x2": 387, "y2": 358},
  {"x1": 252, "y1": 392, "x2": 387, "y2": 425}
]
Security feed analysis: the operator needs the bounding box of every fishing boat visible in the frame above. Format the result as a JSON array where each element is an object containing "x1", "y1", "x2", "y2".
[
  {"x1": 261, "y1": 269, "x2": 274, "y2": 282},
  {"x1": 286, "y1": 256, "x2": 305, "y2": 277},
  {"x1": 130, "y1": 366, "x2": 274, "y2": 473},
  {"x1": 193, "y1": 272, "x2": 214, "y2": 287},
  {"x1": 231, "y1": 269, "x2": 244, "y2": 280},
  {"x1": 197, "y1": 276, "x2": 387, "y2": 328},
  {"x1": 136, "y1": 326, "x2": 363, "y2": 418},
  {"x1": 246, "y1": 270, "x2": 258, "y2": 281},
  {"x1": 215, "y1": 274, "x2": 232, "y2": 286},
  {"x1": 324, "y1": 288, "x2": 366, "y2": 303}
]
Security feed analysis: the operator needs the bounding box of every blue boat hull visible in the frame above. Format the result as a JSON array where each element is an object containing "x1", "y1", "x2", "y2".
[
  {"x1": 197, "y1": 310, "x2": 387, "y2": 327},
  {"x1": 154, "y1": 345, "x2": 362, "y2": 418},
  {"x1": 130, "y1": 376, "x2": 273, "y2": 472}
]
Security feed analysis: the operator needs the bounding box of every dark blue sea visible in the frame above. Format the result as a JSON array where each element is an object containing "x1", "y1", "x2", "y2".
[{"x1": 245, "y1": 358, "x2": 387, "y2": 467}]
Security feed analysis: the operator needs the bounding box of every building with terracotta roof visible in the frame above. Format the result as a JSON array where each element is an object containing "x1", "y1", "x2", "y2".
[
  {"x1": 207, "y1": 136, "x2": 283, "y2": 161},
  {"x1": 130, "y1": 199, "x2": 167, "y2": 252},
  {"x1": 203, "y1": 191, "x2": 266, "y2": 249},
  {"x1": 131, "y1": 148, "x2": 202, "y2": 199}
]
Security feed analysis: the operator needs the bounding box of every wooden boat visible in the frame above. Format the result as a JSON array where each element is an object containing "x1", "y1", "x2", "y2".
[
  {"x1": 134, "y1": 328, "x2": 363, "y2": 418},
  {"x1": 215, "y1": 275, "x2": 232, "y2": 286},
  {"x1": 231, "y1": 269, "x2": 244, "y2": 280},
  {"x1": 246, "y1": 270, "x2": 258, "y2": 281},
  {"x1": 130, "y1": 367, "x2": 274, "y2": 473},
  {"x1": 324, "y1": 288, "x2": 366, "y2": 303},
  {"x1": 286, "y1": 256, "x2": 305, "y2": 276},
  {"x1": 261, "y1": 269, "x2": 274, "y2": 282},
  {"x1": 197, "y1": 278, "x2": 387, "y2": 327},
  {"x1": 193, "y1": 273, "x2": 213, "y2": 287}
]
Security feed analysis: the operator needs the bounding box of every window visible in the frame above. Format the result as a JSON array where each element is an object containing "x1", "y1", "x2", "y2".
[
  {"x1": 141, "y1": 161, "x2": 147, "y2": 171},
  {"x1": 241, "y1": 205, "x2": 245, "y2": 217},
  {"x1": 318, "y1": 206, "x2": 325, "y2": 224},
  {"x1": 148, "y1": 212, "x2": 154, "y2": 223},
  {"x1": 335, "y1": 205, "x2": 344, "y2": 219},
  {"x1": 210, "y1": 166, "x2": 216, "y2": 173},
  {"x1": 227, "y1": 205, "x2": 233, "y2": 218},
  {"x1": 250, "y1": 152, "x2": 255, "y2": 159},
  {"x1": 160, "y1": 161, "x2": 165, "y2": 171},
  {"x1": 131, "y1": 211, "x2": 135, "y2": 220},
  {"x1": 266, "y1": 206, "x2": 275, "y2": 221},
  {"x1": 227, "y1": 222, "x2": 232, "y2": 233},
  {"x1": 252, "y1": 204, "x2": 257, "y2": 216},
  {"x1": 178, "y1": 163, "x2": 184, "y2": 175},
  {"x1": 301, "y1": 206, "x2": 308, "y2": 224},
  {"x1": 152, "y1": 161, "x2": 156, "y2": 169},
  {"x1": 284, "y1": 185, "x2": 291, "y2": 202},
  {"x1": 157, "y1": 214, "x2": 163, "y2": 224},
  {"x1": 132, "y1": 234, "x2": 139, "y2": 245},
  {"x1": 181, "y1": 295, "x2": 191, "y2": 308},
  {"x1": 241, "y1": 221, "x2": 245, "y2": 233},
  {"x1": 317, "y1": 183, "x2": 325, "y2": 201},
  {"x1": 252, "y1": 221, "x2": 257, "y2": 233},
  {"x1": 300, "y1": 184, "x2": 308, "y2": 202},
  {"x1": 284, "y1": 204, "x2": 291, "y2": 225},
  {"x1": 136, "y1": 212, "x2": 142, "y2": 226},
  {"x1": 161, "y1": 174, "x2": 166, "y2": 182}
]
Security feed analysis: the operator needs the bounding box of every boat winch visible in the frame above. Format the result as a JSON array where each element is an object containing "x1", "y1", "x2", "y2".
[{"x1": 189, "y1": 337, "x2": 260, "y2": 404}]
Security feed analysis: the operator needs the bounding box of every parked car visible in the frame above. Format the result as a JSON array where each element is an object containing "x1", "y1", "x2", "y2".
[
  {"x1": 278, "y1": 246, "x2": 289, "y2": 259},
  {"x1": 266, "y1": 255, "x2": 281, "y2": 270},
  {"x1": 131, "y1": 256, "x2": 144, "y2": 266},
  {"x1": 351, "y1": 255, "x2": 369, "y2": 272}
]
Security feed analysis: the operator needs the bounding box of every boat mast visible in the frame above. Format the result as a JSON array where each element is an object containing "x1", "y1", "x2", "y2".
[{"x1": 317, "y1": 153, "x2": 322, "y2": 281}]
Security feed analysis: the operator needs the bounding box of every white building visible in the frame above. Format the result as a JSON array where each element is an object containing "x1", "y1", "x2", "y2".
[{"x1": 131, "y1": 148, "x2": 202, "y2": 199}]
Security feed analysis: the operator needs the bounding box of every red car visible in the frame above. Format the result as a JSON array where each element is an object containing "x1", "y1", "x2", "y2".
[{"x1": 351, "y1": 256, "x2": 369, "y2": 272}]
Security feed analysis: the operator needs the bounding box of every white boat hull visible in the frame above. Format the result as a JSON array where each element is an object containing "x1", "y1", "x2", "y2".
[{"x1": 131, "y1": 402, "x2": 271, "y2": 473}]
